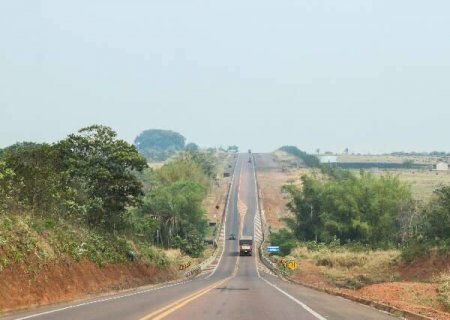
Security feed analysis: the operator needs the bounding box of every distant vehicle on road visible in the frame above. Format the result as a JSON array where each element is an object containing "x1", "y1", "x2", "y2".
[
  {"x1": 228, "y1": 233, "x2": 236, "y2": 240},
  {"x1": 239, "y1": 236, "x2": 253, "y2": 256}
]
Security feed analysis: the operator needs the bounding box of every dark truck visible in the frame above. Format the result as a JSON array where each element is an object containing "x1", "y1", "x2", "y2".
[{"x1": 239, "y1": 236, "x2": 253, "y2": 256}]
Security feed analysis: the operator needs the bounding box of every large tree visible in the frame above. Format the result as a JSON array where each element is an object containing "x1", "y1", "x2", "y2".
[
  {"x1": 58, "y1": 125, "x2": 147, "y2": 228},
  {"x1": 1, "y1": 142, "x2": 65, "y2": 214},
  {"x1": 134, "y1": 129, "x2": 186, "y2": 161},
  {"x1": 141, "y1": 180, "x2": 207, "y2": 249}
]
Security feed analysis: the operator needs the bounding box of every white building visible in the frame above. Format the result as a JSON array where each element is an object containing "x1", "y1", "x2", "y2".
[
  {"x1": 320, "y1": 155, "x2": 338, "y2": 164},
  {"x1": 435, "y1": 162, "x2": 449, "y2": 171}
]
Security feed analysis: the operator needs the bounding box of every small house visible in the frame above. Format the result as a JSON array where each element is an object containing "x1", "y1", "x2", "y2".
[{"x1": 435, "y1": 162, "x2": 449, "y2": 171}]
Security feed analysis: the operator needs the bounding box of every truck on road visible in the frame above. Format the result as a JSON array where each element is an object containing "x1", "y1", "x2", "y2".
[{"x1": 239, "y1": 236, "x2": 253, "y2": 256}]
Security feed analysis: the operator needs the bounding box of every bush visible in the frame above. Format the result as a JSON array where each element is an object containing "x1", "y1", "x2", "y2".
[
  {"x1": 291, "y1": 243, "x2": 400, "y2": 289},
  {"x1": 270, "y1": 228, "x2": 297, "y2": 256},
  {"x1": 401, "y1": 237, "x2": 430, "y2": 263},
  {"x1": 174, "y1": 234, "x2": 204, "y2": 258},
  {"x1": 436, "y1": 272, "x2": 450, "y2": 310}
]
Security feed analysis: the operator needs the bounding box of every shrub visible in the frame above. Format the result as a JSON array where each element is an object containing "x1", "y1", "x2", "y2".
[
  {"x1": 174, "y1": 234, "x2": 204, "y2": 258},
  {"x1": 401, "y1": 238, "x2": 430, "y2": 263},
  {"x1": 436, "y1": 271, "x2": 450, "y2": 310},
  {"x1": 270, "y1": 228, "x2": 297, "y2": 256}
]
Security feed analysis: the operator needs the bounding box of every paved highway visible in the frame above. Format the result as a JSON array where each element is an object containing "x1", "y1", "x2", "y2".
[{"x1": 4, "y1": 154, "x2": 396, "y2": 320}]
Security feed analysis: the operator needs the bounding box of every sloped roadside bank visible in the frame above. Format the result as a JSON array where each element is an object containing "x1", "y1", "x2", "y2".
[
  {"x1": 287, "y1": 260, "x2": 448, "y2": 320},
  {"x1": 0, "y1": 258, "x2": 177, "y2": 314},
  {"x1": 0, "y1": 153, "x2": 236, "y2": 315}
]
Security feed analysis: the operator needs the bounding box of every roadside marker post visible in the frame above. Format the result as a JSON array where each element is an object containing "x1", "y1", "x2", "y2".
[{"x1": 287, "y1": 260, "x2": 298, "y2": 270}]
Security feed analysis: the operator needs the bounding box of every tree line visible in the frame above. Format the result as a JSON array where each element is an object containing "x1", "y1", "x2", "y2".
[
  {"x1": 129, "y1": 149, "x2": 217, "y2": 256},
  {"x1": 0, "y1": 125, "x2": 218, "y2": 257},
  {"x1": 272, "y1": 146, "x2": 450, "y2": 260},
  {"x1": 278, "y1": 145, "x2": 321, "y2": 168}
]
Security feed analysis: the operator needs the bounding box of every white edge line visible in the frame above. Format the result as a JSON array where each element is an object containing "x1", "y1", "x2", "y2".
[
  {"x1": 251, "y1": 155, "x2": 326, "y2": 320},
  {"x1": 259, "y1": 276, "x2": 327, "y2": 320},
  {"x1": 14, "y1": 280, "x2": 191, "y2": 320}
]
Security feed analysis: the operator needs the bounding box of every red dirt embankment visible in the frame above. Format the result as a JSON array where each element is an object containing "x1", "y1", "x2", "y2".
[
  {"x1": 0, "y1": 259, "x2": 176, "y2": 313},
  {"x1": 292, "y1": 260, "x2": 450, "y2": 320}
]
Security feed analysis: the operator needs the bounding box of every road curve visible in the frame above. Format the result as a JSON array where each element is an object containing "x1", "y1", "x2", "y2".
[{"x1": 3, "y1": 154, "x2": 396, "y2": 320}]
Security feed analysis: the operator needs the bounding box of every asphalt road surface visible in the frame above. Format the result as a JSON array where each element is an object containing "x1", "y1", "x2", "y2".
[{"x1": 4, "y1": 154, "x2": 396, "y2": 320}]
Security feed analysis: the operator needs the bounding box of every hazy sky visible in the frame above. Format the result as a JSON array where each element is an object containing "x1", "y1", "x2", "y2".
[{"x1": 1, "y1": 1, "x2": 449, "y2": 153}]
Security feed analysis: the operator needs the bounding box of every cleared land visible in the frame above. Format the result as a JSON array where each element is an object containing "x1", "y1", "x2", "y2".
[
  {"x1": 339, "y1": 154, "x2": 447, "y2": 165},
  {"x1": 369, "y1": 169, "x2": 450, "y2": 201},
  {"x1": 345, "y1": 168, "x2": 450, "y2": 201},
  {"x1": 254, "y1": 152, "x2": 311, "y2": 230}
]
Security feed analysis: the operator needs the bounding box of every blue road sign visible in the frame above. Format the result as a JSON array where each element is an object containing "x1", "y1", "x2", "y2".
[{"x1": 267, "y1": 246, "x2": 280, "y2": 253}]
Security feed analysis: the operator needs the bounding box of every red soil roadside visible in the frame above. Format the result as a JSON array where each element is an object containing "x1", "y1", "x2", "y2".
[{"x1": 0, "y1": 258, "x2": 176, "y2": 313}]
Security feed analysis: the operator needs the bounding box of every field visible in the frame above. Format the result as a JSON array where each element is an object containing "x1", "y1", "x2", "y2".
[
  {"x1": 367, "y1": 169, "x2": 450, "y2": 201},
  {"x1": 339, "y1": 154, "x2": 446, "y2": 165},
  {"x1": 267, "y1": 150, "x2": 450, "y2": 202}
]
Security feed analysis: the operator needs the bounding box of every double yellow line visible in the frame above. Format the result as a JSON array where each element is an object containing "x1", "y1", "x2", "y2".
[{"x1": 139, "y1": 277, "x2": 231, "y2": 320}]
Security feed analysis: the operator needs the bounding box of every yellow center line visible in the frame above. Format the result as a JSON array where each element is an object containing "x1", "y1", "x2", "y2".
[{"x1": 139, "y1": 277, "x2": 232, "y2": 320}]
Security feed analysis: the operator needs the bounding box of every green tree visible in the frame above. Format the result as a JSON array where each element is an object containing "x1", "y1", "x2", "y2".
[
  {"x1": 0, "y1": 160, "x2": 15, "y2": 212},
  {"x1": 177, "y1": 150, "x2": 216, "y2": 179},
  {"x1": 141, "y1": 180, "x2": 207, "y2": 250},
  {"x1": 401, "y1": 185, "x2": 450, "y2": 260},
  {"x1": 283, "y1": 176, "x2": 323, "y2": 242},
  {"x1": 284, "y1": 169, "x2": 412, "y2": 247},
  {"x1": 58, "y1": 125, "x2": 147, "y2": 228},
  {"x1": 157, "y1": 159, "x2": 209, "y2": 188},
  {"x1": 279, "y1": 146, "x2": 321, "y2": 168},
  {"x1": 422, "y1": 186, "x2": 450, "y2": 245},
  {"x1": 134, "y1": 129, "x2": 186, "y2": 161},
  {"x1": 1, "y1": 142, "x2": 66, "y2": 214},
  {"x1": 226, "y1": 145, "x2": 239, "y2": 153},
  {"x1": 185, "y1": 142, "x2": 199, "y2": 152}
]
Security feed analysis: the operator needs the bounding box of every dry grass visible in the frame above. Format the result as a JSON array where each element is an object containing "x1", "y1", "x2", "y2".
[
  {"x1": 256, "y1": 168, "x2": 311, "y2": 230},
  {"x1": 291, "y1": 246, "x2": 401, "y2": 289},
  {"x1": 339, "y1": 154, "x2": 444, "y2": 165},
  {"x1": 394, "y1": 170, "x2": 450, "y2": 201},
  {"x1": 435, "y1": 271, "x2": 450, "y2": 310},
  {"x1": 360, "y1": 169, "x2": 450, "y2": 201}
]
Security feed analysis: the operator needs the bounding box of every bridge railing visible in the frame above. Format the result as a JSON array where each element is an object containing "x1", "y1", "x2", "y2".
[{"x1": 251, "y1": 153, "x2": 286, "y2": 276}]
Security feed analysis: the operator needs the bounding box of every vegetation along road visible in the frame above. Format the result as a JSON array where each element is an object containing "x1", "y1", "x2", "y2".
[{"x1": 3, "y1": 154, "x2": 395, "y2": 320}]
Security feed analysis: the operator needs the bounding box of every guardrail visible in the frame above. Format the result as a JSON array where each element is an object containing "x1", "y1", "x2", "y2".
[
  {"x1": 251, "y1": 153, "x2": 285, "y2": 277},
  {"x1": 184, "y1": 155, "x2": 237, "y2": 278}
]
